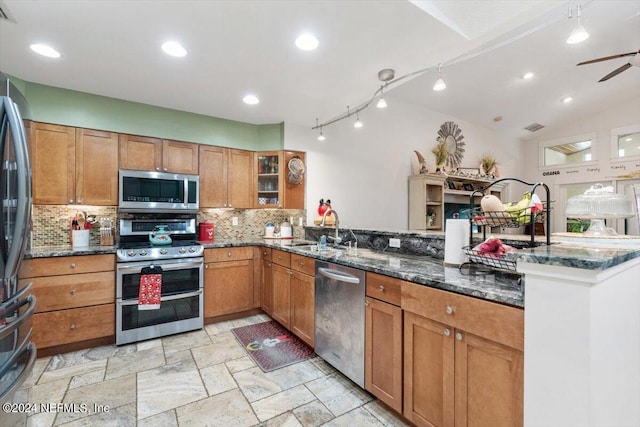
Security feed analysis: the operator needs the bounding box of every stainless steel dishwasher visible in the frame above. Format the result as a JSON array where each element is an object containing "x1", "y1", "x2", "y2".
[{"x1": 315, "y1": 260, "x2": 366, "y2": 387}]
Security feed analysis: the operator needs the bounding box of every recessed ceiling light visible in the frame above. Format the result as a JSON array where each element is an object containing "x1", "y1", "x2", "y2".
[
  {"x1": 161, "y1": 41, "x2": 187, "y2": 57},
  {"x1": 522, "y1": 72, "x2": 534, "y2": 80},
  {"x1": 295, "y1": 33, "x2": 319, "y2": 51},
  {"x1": 30, "y1": 43, "x2": 60, "y2": 58},
  {"x1": 243, "y1": 95, "x2": 260, "y2": 105},
  {"x1": 561, "y1": 96, "x2": 573, "y2": 103},
  {"x1": 624, "y1": 137, "x2": 632, "y2": 141}
]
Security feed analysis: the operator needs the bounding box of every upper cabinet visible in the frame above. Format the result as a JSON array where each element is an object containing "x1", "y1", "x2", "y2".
[
  {"x1": 199, "y1": 146, "x2": 253, "y2": 208},
  {"x1": 31, "y1": 123, "x2": 118, "y2": 205},
  {"x1": 119, "y1": 134, "x2": 199, "y2": 174},
  {"x1": 255, "y1": 150, "x2": 305, "y2": 209},
  {"x1": 76, "y1": 128, "x2": 119, "y2": 205}
]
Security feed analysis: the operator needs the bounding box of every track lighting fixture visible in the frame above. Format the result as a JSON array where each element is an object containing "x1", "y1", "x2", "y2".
[
  {"x1": 311, "y1": 1, "x2": 598, "y2": 139},
  {"x1": 354, "y1": 110, "x2": 363, "y2": 128},
  {"x1": 566, "y1": 3, "x2": 589, "y2": 44},
  {"x1": 433, "y1": 64, "x2": 446, "y2": 91},
  {"x1": 316, "y1": 118, "x2": 326, "y2": 141},
  {"x1": 376, "y1": 86, "x2": 387, "y2": 108}
]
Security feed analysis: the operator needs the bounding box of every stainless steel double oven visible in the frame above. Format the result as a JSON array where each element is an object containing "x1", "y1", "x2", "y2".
[{"x1": 116, "y1": 217, "x2": 204, "y2": 345}]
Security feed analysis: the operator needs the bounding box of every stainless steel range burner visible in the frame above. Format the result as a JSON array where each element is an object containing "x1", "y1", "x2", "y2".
[{"x1": 117, "y1": 217, "x2": 204, "y2": 262}]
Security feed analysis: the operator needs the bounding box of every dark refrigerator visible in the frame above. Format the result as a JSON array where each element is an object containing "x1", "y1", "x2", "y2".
[{"x1": 0, "y1": 75, "x2": 37, "y2": 426}]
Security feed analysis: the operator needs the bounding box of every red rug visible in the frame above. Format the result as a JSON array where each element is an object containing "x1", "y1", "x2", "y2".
[{"x1": 231, "y1": 320, "x2": 316, "y2": 372}]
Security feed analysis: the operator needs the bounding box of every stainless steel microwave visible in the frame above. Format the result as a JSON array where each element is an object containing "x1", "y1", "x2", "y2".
[{"x1": 118, "y1": 169, "x2": 199, "y2": 212}]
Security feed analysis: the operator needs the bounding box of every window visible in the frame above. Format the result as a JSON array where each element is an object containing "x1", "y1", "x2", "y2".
[
  {"x1": 610, "y1": 125, "x2": 640, "y2": 161},
  {"x1": 539, "y1": 133, "x2": 596, "y2": 168}
]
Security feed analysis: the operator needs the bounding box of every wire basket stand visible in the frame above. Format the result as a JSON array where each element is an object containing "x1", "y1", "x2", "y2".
[{"x1": 461, "y1": 178, "x2": 551, "y2": 273}]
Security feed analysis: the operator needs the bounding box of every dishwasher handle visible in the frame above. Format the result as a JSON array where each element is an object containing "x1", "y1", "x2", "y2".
[{"x1": 317, "y1": 267, "x2": 361, "y2": 284}]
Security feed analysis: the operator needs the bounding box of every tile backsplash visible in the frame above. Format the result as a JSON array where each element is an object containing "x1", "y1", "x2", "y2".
[
  {"x1": 31, "y1": 205, "x2": 117, "y2": 247},
  {"x1": 31, "y1": 205, "x2": 306, "y2": 247}
]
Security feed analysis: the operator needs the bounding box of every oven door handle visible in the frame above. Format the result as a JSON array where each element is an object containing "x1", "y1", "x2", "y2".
[
  {"x1": 118, "y1": 289, "x2": 203, "y2": 306},
  {"x1": 117, "y1": 260, "x2": 203, "y2": 272}
]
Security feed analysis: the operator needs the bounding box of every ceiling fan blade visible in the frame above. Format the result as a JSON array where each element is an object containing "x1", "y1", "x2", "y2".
[
  {"x1": 577, "y1": 50, "x2": 639, "y2": 66},
  {"x1": 599, "y1": 63, "x2": 633, "y2": 82}
]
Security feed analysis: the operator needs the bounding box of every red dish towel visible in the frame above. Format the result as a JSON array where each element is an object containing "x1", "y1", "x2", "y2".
[{"x1": 139, "y1": 266, "x2": 162, "y2": 310}]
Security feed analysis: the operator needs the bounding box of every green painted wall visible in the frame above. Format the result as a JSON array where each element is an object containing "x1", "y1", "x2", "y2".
[{"x1": 19, "y1": 80, "x2": 283, "y2": 150}]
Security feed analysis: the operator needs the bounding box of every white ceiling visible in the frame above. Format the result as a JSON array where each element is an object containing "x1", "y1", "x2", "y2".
[{"x1": 0, "y1": 0, "x2": 638, "y2": 140}]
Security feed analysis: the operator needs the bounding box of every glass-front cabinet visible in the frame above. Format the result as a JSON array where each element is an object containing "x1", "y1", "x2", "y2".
[
  {"x1": 254, "y1": 150, "x2": 306, "y2": 209},
  {"x1": 256, "y1": 151, "x2": 283, "y2": 208}
]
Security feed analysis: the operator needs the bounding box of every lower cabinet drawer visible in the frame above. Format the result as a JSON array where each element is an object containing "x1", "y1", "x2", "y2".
[
  {"x1": 30, "y1": 271, "x2": 115, "y2": 312},
  {"x1": 205, "y1": 247, "x2": 253, "y2": 263},
  {"x1": 32, "y1": 304, "x2": 115, "y2": 349}
]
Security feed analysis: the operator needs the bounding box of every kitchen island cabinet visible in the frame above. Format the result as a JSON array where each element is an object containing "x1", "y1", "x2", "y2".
[
  {"x1": 365, "y1": 272, "x2": 403, "y2": 413},
  {"x1": 19, "y1": 254, "x2": 116, "y2": 356},
  {"x1": 30, "y1": 123, "x2": 119, "y2": 205},
  {"x1": 199, "y1": 145, "x2": 253, "y2": 208},
  {"x1": 203, "y1": 247, "x2": 257, "y2": 319},
  {"x1": 402, "y1": 281, "x2": 523, "y2": 427},
  {"x1": 119, "y1": 134, "x2": 199, "y2": 174}
]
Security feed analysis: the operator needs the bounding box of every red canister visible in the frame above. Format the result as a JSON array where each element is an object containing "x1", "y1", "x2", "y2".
[{"x1": 198, "y1": 222, "x2": 214, "y2": 242}]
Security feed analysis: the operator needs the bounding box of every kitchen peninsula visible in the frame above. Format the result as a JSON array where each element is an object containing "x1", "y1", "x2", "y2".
[{"x1": 24, "y1": 228, "x2": 640, "y2": 427}]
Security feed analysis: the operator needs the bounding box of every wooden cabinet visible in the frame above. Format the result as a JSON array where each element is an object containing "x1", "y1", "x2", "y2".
[
  {"x1": 260, "y1": 248, "x2": 273, "y2": 315},
  {"x1": 270, "y1": 250, "x2": 315, "y2": 346},
  {"x1": 76, "y1": 128, "x2": 119, "y2": 205},
  {"x1": 30, "y1": 123, "x2": 119, "y2": 205},
  {"x1": 255, "y1": 150, "x2": 305, "y2": 209},
  {"x1": 271, "y1": 251, "x2": 291, "y2": 329},
  {"x1": 290, "y1": 254, "x2": 315, "y2": 346},
  {"x1": 199, "y1": 146, "x2": 253, "y2": 208},
  {"x1": 408, "y1": 174, "x2": 505, "y2": 231},
  {"x1": 365, "y1": 272, "x2": 403, "y2": 413},
  {"x1": 402, "y1": 281, "x2": 523, "y2": 427},
  {"x1": 19, "y1": 255, "x2": 115, "y2": 351},
  {"x1": 119, "y1": 134, "x2": 199, "y2": 174},
  {"x1": 203, "y1": 247, "x2": 256, "y2": 318},
  {"x1": 408, "y1": 174, "x2": 446, "y2": 231}
]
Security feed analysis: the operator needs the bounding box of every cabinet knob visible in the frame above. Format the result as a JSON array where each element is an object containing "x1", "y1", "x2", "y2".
[
  {"x1": 205, "y1": 264, "x2": 209, "y2": 269},
  {"x1": 77, "y1": 199, "x2": 83, "y2": 204},
  {"x1": 299, "y1": 261, "x2": 305, "y2": 267},
  {"x1": 268, "y1": 262, "x2": 272, "y2": 267},
  {"x1": 69, "y1": 199, "x2": 74, "y2": 203},
  {"x1": 365, "y1": 300, "x2": 369, "y2": 307},
  {"x1": 70, "y1": 323, "x2": 76, "y2": 330},
  {"x1": 70, "y1": 263, "x2": 76, "y2": 269},
  {"x1": 378, "y1": 284, "x2": 385, "y2": 292},
  {"x1": 444, "y1": 328, "x2": 451, "y2": 336},
  {"x1": 70, "y1": 289, "x2": 75, "y2": 295},
  {"x1": 455, "y1": 332, "x2": 463, "y2": 341},
  {"x1": 163, "y1": 168, "x2": 168, "y2": 172},
  {"x1": 227, "y1": 252, "x2": 232, "y2": 257},
  {"x1": 156, "y1": 167, "x2": 160, "y2": 171},
  {"x1": 446, "y1": 305, "x2": 454, "y2": 315}
]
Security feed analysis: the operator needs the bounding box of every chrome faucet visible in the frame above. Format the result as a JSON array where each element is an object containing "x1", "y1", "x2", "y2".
[{"x1": 320, "y1": 208, "x2": 341, "y2": 245}]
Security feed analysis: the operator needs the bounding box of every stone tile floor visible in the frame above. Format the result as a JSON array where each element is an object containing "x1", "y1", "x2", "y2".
[{"x1": 20, "y1": 314, "x2": 408, "y2": 426}]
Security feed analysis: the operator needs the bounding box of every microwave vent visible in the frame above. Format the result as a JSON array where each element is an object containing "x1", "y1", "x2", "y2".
[{"x1": 524, "y1": 123, "x2": 545, "y2": 132}]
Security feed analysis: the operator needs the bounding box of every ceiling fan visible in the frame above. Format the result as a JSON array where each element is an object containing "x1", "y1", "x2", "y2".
[{"x1": 577, "y1": 50, "x2": 640, "y2": 82}]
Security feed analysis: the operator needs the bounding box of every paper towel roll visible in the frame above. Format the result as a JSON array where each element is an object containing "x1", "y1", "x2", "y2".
[{"x1": 444, "y1": 219, "x2": 470, "y2": 266}]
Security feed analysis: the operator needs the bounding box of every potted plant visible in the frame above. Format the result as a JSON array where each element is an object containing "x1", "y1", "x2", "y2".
[
  {"x1": 480, "y1": 154, "x2": 499, "y2": 178},
  {"x1": 432, "y1": 142, "x2": 448, "y2": 173},
  {"x1": 426, "y1": 208, "x2": 436, "y2": 227}
]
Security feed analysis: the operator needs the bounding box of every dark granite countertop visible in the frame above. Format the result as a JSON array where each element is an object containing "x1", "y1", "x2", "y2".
[
  {"x1": 511, "y1": 242, "x2": 640, "y2": 270},
  {"x1": 25, "y1": 236, "x2": 640, "y2": 309},
  {"x1": 206, "y1": 239, "x2": 525, "y2": 308},
  {"x1": 25, "y1": 245, "x2": 117, "y2": 258}
]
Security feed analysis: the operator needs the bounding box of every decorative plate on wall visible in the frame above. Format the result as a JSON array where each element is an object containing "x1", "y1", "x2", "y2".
[{"x1": 437, "y1": 121, "x2": 466, "y2": 169}]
